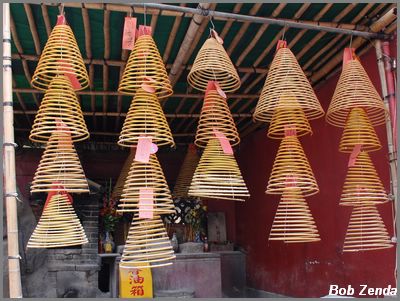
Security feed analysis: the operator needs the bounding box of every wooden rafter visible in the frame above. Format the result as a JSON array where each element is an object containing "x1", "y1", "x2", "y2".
[
  {"x1": 163, "y1": 3, "x2": 186, "y2": 63},
  {"x1": 219, "y1": 3, "x2": 243, "y2": 38},
  {"x1": 23, "y1": 4, "x2": 41, "y2": 55},
  {"x1": 40, "y1": 4, "x2": 52, "y2": 37}
]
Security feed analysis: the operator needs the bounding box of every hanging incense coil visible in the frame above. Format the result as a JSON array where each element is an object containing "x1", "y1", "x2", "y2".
[
  {"x1": 117, "y1": 153, "x2": 175, "y2": 214},
  {"x1": 195, "y1": 88, "x2": 240, "y2": 148},
  {"x1": 343, "y1": 205, "x2": 393, "y2": 252},
  {"x1": 118, "y1": 88, "x2": 175, "y2": 147},
  {"x1": 267, "y1": 94, "x2": 312, "y2": 139},
  {"x1": 30, "y1": 130, "x2": 89, "y2": 194},
  {"x1": 340, "y1": 151, "x2": 388, "y2": 206},
  {"x1": 269, "y1": 188, "x2": 320, "y2": 243},
  {"x1": 118, "y1": 34, "x2": 172, "y2": 99},
  {"x1": 188, "y1": 37, "x2": 241, "y2": 92},
  {"x1": 29, "y1": 75, "x2": 89, "y2": 143},
  {"x1": 31, "y1": 22, "x2": 89, "y2": 91},
  {"x1": 111, "y1": 151, "x2": 135, "y2": 199},
  {"x1": 266, "y1": 135, "x2": 319, "y2": 196},
  {"x1": 173, "y1": 145, "x2": 200, "y2": 198},
  {"x1": 339, "y1": 108, "x2": 381, "y2": 153},
  {"x1": 120, "y1": 215, "x2": 175, "y2": 269},
  {"x1": 27, "y1": 194, "x2": 88, "y2": 248},
  {"x1": 254, "y1": 47, "x2": 324, "y2": 123},
  {"x1": 327, "y1": 59, "x2": 387, "y2": 127},
  {"x1": 188, "y1": 138, "x2": 250, "y2": 201}
]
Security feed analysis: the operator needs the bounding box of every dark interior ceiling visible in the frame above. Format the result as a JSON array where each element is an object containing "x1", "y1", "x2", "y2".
[{"x1": 10, "y1": 2, "x2": 396, "y2": 149}]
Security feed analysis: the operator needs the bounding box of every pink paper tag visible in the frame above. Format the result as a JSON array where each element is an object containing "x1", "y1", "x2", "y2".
[
  {"x1": 276, "y1": 40, "x2": 287, "y2": 51},
  {"x1": 284, "y1": 125, "x2": 297, "y2": 137},
  {"x1": 56, "y1": 15, "x2": 66, "y2": 25},
  {"x1": 213, "y1": 129, "x2": 233, "y2": 155},
  {"x1": 44, "y1": 183, "x2": 73, "y2": 209},
  {"x1": 141, "y1": 76, "x2": 156, "y2": 93},
  {"x1": 214, "y1": 81, "x2": 226, "y2": 99},
  {"x1": 285, "y1": 175, "x2": 298, "y2": 188},
  {"x1": 58, "y1": 60, "x2": 81, "y2": 89},
  {"x1": 135, "y1": 137, "x2": 153, "y2": 163},
  {"x1": 122, "y1": 17, "x2": 137, "y2": 50},
  {"x1": 343, "y1": 48, "x2": 356, "y2": 69},
  {"x1": 138, "y1": 25, "x2": 152, "y2": 36},
  {"x1": 348, "y1": 144, "x2": 362, "y2": 167},
  {"x1": 211, "y1": 29, "x2": 224, "y2": 44},
  {"x1": 139, "y1": 188, "x2": 154, "y2": 219}
]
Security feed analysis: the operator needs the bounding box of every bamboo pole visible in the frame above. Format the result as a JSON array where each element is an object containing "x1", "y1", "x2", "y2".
[
  {"x1": 163, "y1": 4, "x2": 186, "y2": 62},
  {"x1": 219, "y1": 3, "x2": 242, "y2": 38},
  {"x1": 3, "y1": 3, "x2": 23, "y2": 298},
  {"x1": 40, "y1": 4, "x2": 51, "y2": 37}
]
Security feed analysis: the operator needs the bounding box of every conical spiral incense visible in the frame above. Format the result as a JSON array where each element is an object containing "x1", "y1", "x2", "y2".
[
  {"x1": 188, "y1": 37, "x2": 241, "y2": 92},
  {"x1": 27, "y1": 193, "x2": 88, "y2": 248},
  {"x1": 327, "y1": 59, "x2": 387, "y2": 127},
  {"x1": 188, "y1": 138, "x2": 250, "y2": 201},
  {"x1": 269, "y1": 188, "x2": 320, "y2": 243},
  {"x1": 120, "y1": 215, "x2": 175, "y2": 269},
  {"x1": 31, "y1": 19, "x2": 89, "y2": 91},
  {"x1": 111, "y1": 151, "x2": 135, "y2": 199},
  {"x1": 173, "y1": 145, "x2": 200, "y2": 198},
  {"x1": 195, "y1": 86, "x2": 240, "y2": 148},
  {"x1": 254, "y1": 46, "x2": 324, "y2": 123},
  {"x1": 118, "y1": 34, "x2": 172, "y2": 99},
  {"x1": 117, "y1": 153, "x2": 175, "y2": 214},
  {"x1": 340, "y1": 151, "x2": 388, "y2": 206},
  {"x1": 339, "y1": 108, "x2": 381, "y2": 153},
  {"x1": 266, "y1": 135, "x2": 319, "y2": 197},
  {"x1": 29, "y1": 75, "x2": 89, "y2": 143},
  {"x1": 30, "y1": 130, "x2": 89, "y2": 194},
  {"x1": 343, "y1": 205, "x2": 393, "y2": 252},
  {"x1": 267, "y1": 94, "x2": 312, "y2": 139},
  {"x1": 118, "y1": 88, "x2": 175, "y2": 147}
]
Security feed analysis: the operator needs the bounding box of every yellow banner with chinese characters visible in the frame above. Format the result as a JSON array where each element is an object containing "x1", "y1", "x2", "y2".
[{"x1": 119, "y1": 264, "x2": 153, "y2": 298}]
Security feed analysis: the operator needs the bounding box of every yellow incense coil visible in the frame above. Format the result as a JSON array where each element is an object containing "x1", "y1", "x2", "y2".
[
  {"x1": 340, "y1": 151, "x2": 388, "y2": 206},
  {"x1": 327, "y1": 59, "x2": 387, "y2": 127},
  {"x1": 266, "y1": 135, "x2": 319, "y2": 197},
  {"x1": 31, "y1": 24, "x2": 89, "y2": 91},
  {"x1": 254, "y1": 46, "x2": 324, "y2": 123},
  {"x1": 118, "y1": 34, "x2": 172, "y2": 99},
  {"x1": 27, "y1": 194, "x2": 88, "y2": 248},
  {"x1": 343, "y1": 205, "x2": 393, "y2": 252},
  {"x1": 188, "y1": 37, "x2": 240, "y2": 92},
  {"x1": 29, "y1": 75, "x2": 89, "y2": 143},
  {"x1": 120, "y1": 215, "x2": 176, "y2": 269},
  {"x1": 30, "y1": 130, "x2": 89, "y2": 194},
  {"x1": 269, "y1": 188, "x2": 320, "y2": 243},
  {"x1": 117, "y1": 153, "x2": 175, "y2": 215},
  {"x1": 339, "y1": 108, "x2": 381, "y2": 153},
  {"x1": 189, "y1": 138, "x2": 250, "y2": 201},
  {"x1": 118, "y1": 88, "x2": 175, "y2": 148}
]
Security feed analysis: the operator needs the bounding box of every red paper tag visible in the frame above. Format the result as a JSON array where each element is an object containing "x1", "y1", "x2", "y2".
[
  {"x1": 211, "y1": 29, "x2": 224, "y2": 44},
  {"x1": 135, "y1": 137, "x2": 158, "y2": 163},
  {"x1": 284, "y1": 125, "x2": 297, "y2": 137},
  {"x1": 348, "y1": 144, "x2": 362, "y2": 167},
  {"x1": 56, "y1": 15, "x2": 66, "y2": 25},
  {"x1": 43, "y1": 183, "x2": 73, "y2": 210},
  {"x1": 285, "y1": 175, "x2": 298, "y2": 188},
  {"x1": 58, "y1": 60, "x2": 81, "y2": 89},
  {"x1": 139, "y1": 188, "x2": 154, "y2": 219},
  {"x1": 205, "y1": 81, "x2": 226, "y2": 99},
  {"x1": 141, "y1": 76, "x2": 156, "y2": 93},
  {"x1": 213, "y1": 129, "x2": 233, "y2": 155},
  {"x1": 343, "y1": 48, "x2": 356, "y2": 68},
  {"x1": 276, "y1": 40, "x2": 287, "y2": 51},
  {"x1": 122, "y1": 17, "x2": 137, "y2": 50},
  {"x1": 138, "y1": 25, "x2": 152, "y2": 37}
]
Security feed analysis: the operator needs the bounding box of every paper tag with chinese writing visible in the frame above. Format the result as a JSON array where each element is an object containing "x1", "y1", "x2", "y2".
[
  {"x1": 138, "y1": 25, "x2": 152, "y2": 36},
  {"x1": 348, "y1": 144, "x2": 362, "y2": 167},
  {"x1": 122, "y1": 17, "x2": 137, "y2": 50},
  {"x1": 141, "y1": 76, "x2": 156, "y2": 93},
  {"x1": 213, "y1": 129, "x2": 233, "y2": 155},
  {"x1": 211, "y1": 29, "x2": 224, "y2": 44},
  {"x1": 343, "y1": 47, "x2": 356, "y2": 68},
  {"x1": 276, "y1": 39, "x2": 287, "y2": 51},
  {"x1": 284, "y1": 125, "x2": 297, "y2": 137},
  {"x1": 139, "y1": 188, "x2": 154, "y2": 219},
  {"x1": 58, "y1": 60, "x2": 81, "y2": 89},
  {"x1": 214, "y1": 81, "x2": 226, "y2": 99},
  {"x1": 135, "y1": 137, "x2": 154, "y2": 163},
  {"x1": 56, "y1": 15, "x2": 67, "y2": 25}
]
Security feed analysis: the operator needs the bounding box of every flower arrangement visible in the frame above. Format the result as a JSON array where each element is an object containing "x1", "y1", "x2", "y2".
[{"x1": 100, "y1": 195, "x2": 122, "y2": 233}]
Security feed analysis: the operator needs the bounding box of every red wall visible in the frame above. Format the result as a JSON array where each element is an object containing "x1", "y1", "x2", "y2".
[{"x1": 235, "y1": 40, "x2": 397, "y2": 297}]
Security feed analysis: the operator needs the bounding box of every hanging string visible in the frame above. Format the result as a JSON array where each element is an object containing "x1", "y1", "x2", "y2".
[
  {"x1": 59, "y1": 3, "x2": 65, "y2": 15},
  {"x1": 281, "y1": 24, "x2": 287, "y2": 41},
  {"x1": 349, "y1": 34, "x2": 353, "y2": 48},
  {"x1": 143, "y1": 3, "x2": 147, "y2": 26},
  {"x1": 209, "y1": 16, "x2": 215, "y2": 37}
]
